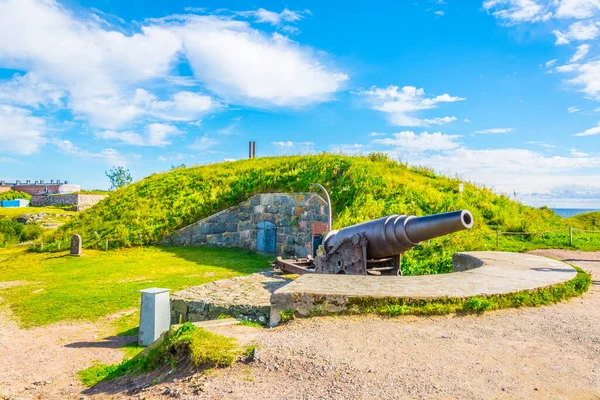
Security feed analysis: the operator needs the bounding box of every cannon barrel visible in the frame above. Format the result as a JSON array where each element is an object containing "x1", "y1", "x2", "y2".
[{"x1": 323, "y1": 210, "x2": 473, "y2": 259}]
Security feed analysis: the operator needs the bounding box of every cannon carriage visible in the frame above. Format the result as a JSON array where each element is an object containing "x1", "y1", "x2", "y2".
[{"x1": 276, "y1": 210, "x2": 473, "y2": 276}]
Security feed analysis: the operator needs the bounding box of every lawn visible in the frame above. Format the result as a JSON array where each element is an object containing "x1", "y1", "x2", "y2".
[
  {"x1": 0, "y1": 206, "x2": 77, "y2": 219},
  {"x1": 0, "y1": 245, "x2": 272, "y2": 327}
]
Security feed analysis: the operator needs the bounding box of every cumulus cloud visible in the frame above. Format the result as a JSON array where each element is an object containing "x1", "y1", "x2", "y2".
[
  {"x1": 553, "y1": 21, "x2": 600, "y2": 45},
  {"x1": 568, "y1": 106, "x2": 581, "y2": 112},
  {"x1": 372, "y1": 131, "x2": 461, "y2": 152},
  {"x1": 573, "y1": 122, "x2": 600, "y2": 136},
  {"x1": 483, "y1": 0, "x2": 552, "y2": 24},
  {"x1": 559, "y1": 60, "x2": 600, "y2": 99},
  {"x1": 0, "y1": 0, "x2": 347, "y2": 135},
  {"x1": 475, "y1": 128, "x2": 514, "y2": 134},
  {"x1": 356, "y1": 85, "x2": 464, "y2": 127},
  {"x1": 0, "y1": 105, "x2": 47, "y2": 155},
  {"x1": 188, "y1": 135, "x2": 220, "y2": 152},
  {"x1": 53, "y1": 139, "x2": 126, "y2": 165},
  {"x1": 96, "y1": 123, "x2": 182, "y2": 146},
  {"x1": 555, "y1": 0, "x2": 600, "y2": 19},
  {"x1": 272, "y1": 141, "x2": 315, "y2": 154}
]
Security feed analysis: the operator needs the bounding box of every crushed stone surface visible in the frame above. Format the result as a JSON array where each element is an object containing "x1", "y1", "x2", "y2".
[{"x1": 1, "y1": 250, "x2": 599, "y2": 399}]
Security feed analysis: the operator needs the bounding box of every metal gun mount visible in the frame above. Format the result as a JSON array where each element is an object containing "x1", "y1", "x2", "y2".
[{"x1": 276, "y1": 210, "x2": 474, "y2": 276}]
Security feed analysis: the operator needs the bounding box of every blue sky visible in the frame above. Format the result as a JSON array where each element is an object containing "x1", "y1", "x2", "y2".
[{"x1": 1, "y1": 0, "x2": 600, "y2": 207}]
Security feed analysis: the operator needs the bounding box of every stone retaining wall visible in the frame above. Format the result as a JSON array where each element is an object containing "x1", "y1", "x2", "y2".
[
  {"x1": 30, "y1": 194, "x2": 107, "y2": 210},
  {"x1": 162, "y1": 192, "x2": 329, "y2": 257}
]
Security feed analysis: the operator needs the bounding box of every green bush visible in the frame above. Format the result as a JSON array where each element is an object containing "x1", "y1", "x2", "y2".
[
  {"x1": 22, "y1": 224, "x2": 42, "y2": 241},
  {"x1": 0, "y1": 219, "x2": 24, "y2": 246},
  {"x1": 0, "y1": 191, "x2": 31, "y2": 201}
]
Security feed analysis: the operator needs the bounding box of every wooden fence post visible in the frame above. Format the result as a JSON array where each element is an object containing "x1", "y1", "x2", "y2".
[
  {"x1": 496, "y1": 231, "x2": 499, "y2": 248},
  {"x1": 105, "y1": 239, "x2": 109, "y2": 251}
]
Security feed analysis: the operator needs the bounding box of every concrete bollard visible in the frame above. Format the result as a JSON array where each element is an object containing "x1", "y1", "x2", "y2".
[{"x1": 138, "y1": 288, "x2": 171, "y2": 347}]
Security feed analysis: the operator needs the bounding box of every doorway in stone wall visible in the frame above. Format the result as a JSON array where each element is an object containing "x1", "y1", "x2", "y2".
[{"x1": 256, "y1": 220, "x2": 276, "y2": 253}]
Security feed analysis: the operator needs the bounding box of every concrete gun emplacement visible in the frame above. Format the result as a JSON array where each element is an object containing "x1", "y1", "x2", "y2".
[{"x1": 276, "y1": 210, "x2": 474, "y2": 276}]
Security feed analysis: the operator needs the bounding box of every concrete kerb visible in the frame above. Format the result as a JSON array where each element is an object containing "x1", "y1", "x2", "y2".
[{"x1": 269, "y1": 251, "x2": 579, "y2": 327}]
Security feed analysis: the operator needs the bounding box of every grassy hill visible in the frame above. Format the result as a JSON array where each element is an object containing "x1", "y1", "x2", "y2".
[
  {"x1": 568, "y1": 211, "x2": 600, "y2": 230},
  {"x1": 46, "y1": 154, "x2": 600, "y2": 275}
]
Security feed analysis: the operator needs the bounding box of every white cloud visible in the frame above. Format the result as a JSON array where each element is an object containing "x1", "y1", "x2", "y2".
[
  {"x1": 272, "y1": 141, "x2": 315, "y2": 153},
  {"x1": 356, "y1": 85, "x2": 464, "y2": 127},
  {"x1": 560, "y1": 60, "x2": 600, "y2": 99},
  {"x1": 571, "y1": 44, "x2": 591, "y2": 63},
  {"x1": 483, "y1": 0, "x2": 552, "y2": 24},
  {"x1": 573, "y1": 122, "x2": 600, "y2": 136},
  {"x1": 239, "y1": 8, "x2": 305, "y2": 26},
  {"x1": 568, "y1": 105, "x2": 581, "y2": 112},
  {"x1": 543, "y1": 58, "x2": 558, "y2": 68},
  {"x1": 54, "y1": 139, "x2": 126, "y2": 165},
  {"x1": 475, "y1": 128, "x2": 514, "y2": 134},
  {"x1": 0, "y1": 73, "x2": 65, "y2": 108},
  {"x1": 571, "y1": 148, "x2": 590, "y2": 156},
  {"x1": 331, "y1": 143, "x2": 365, "y2": 155},
  {"x1": 189, "y1": 135, "x2": 219, "y2": 151},
  {"x1": 0, "y1": 0, "x2": 347, "y2": 134},
  {"x1": 553, "y1": 21, "x2": 600, "y2": 45},
  {"x1": 368, "y1": 132, "x2": 386, "y2": 137},
  {"x1": 555, "y1": 0, "x2": 600, "y2": 19},
  {"x1": 96, "y1": 123, "x2": 182, "y2": 146},
  {"x1": 464, "y1": 118, "x2": 471, "y2": 123},
  {"x1": 0, "y1": 105, "x2": 47, "y2": 155},
  {"x1": 166, "y1": 16, "x2": 348, "y2": 107},
  {"x1": 373, "y1": 131, "x2": 461, "y2": 152},
  {"x1": 434, "y1": 10, "x2": 445, "y2": 16}
]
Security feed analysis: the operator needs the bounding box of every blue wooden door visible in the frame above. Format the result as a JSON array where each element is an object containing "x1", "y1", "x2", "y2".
[{"x1": 256, "y1": 221, "x2": 276, "y2": 253}]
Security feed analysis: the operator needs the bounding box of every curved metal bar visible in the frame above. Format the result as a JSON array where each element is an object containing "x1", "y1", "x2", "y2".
[{"x1": 310, "y1": 183, "x2": 332, "y2": 233}]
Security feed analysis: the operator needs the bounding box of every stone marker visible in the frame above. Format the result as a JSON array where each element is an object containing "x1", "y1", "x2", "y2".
[
  {"x1": 139, "y1": 288, "x2": 171, "y2": 347},
  {"x1": 70, "y1": 234, "x2": 82, "y2": 256}
]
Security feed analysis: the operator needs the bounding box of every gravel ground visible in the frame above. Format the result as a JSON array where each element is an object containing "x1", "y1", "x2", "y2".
[{"x1": 2, "y1": 250, "x2": 599, "y2": 399}]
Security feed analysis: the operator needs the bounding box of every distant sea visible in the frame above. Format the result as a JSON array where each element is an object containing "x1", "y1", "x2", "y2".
[{"x1": 552, "y1": 208, "x2": 600, "y2": 218}]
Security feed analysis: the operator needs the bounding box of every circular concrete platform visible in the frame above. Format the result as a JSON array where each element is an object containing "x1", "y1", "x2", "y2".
[{"x1": 269, "y1": 251, "x2": 578, "y2": 326}]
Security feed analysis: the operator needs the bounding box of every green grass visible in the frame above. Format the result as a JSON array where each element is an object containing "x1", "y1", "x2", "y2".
[
  {"x1": 342, "y1": 266, "x2": 591, "y2": 317},
  {"x1": 568, "y1": 211, "x2": 600, "y2": 230},
  {"x1": 237, "y1": 320, "x2": 264, "y2": 328},
  {"x1": 0, "y1": 245, "x2": 271, "y2": 327},
  {"x1": 78, "y1": 322, "x2": 247, "y2": 387},
  {"x1": 0, "y1": 206, "x2": 77, "y2": 219},
  {"x1": 42, "y1": 154, "x2": 600, "y2": 275}
]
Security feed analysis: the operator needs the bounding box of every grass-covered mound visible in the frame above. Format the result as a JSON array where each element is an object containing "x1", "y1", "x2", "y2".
[
  {"x1": 569, "y1": 211, "x2": 600, "y2": 230},
  {"x1": 0, "y1": 190, "x2": 31, "y2": 201},
  {"x1": 79, "y1": 322, "x2": 253, "y2": 387},
  {"x1": 48, "y1": 154, "x2": 600, "y2": 274}
]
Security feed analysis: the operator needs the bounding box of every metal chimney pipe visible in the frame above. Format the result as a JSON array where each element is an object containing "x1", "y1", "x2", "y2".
[
  {"x1": 249, "y1": 141, "x2": 252, "y2": 159},
  {"x1": 252, "y1": 141, "x2": 256, "y2": 158}
]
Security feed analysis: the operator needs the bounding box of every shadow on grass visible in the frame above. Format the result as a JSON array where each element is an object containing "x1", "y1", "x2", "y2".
[{"x1": 156, "y1": 245, "x2": 274, "y2": 275}]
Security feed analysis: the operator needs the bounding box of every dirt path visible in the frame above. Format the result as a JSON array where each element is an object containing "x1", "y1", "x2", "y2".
[
  {"x1": 2, "y1": 250, "x2": 600, "y2": 399},
  {"x1": 0, "y1": 307, "x2": 133, "y2": 399}
]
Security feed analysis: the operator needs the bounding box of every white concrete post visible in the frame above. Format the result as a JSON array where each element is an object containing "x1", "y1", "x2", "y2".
[{"x1": 138, "y1": 288, "x2": 171, "y2": 347}]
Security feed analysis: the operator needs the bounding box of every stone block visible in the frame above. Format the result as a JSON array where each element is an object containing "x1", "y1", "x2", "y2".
[
  {"x1": 254, "y1": 205, "x2": 265, "y2": 213},
  {"x1": 171, "y1": 299, "x2": 188, "y2": 316},
  {"x1": 188, "y1": 313, "x2": 208, "y2": 322},
  {"x1": 188, "y1": 301, "x2": 207, "y2": 314},
  {"x1": 208, "y1": 305, "x2": 232, "y2": 319},
  {"x1": 250, "y1": 195, "x2": 261, "y2": 206}
]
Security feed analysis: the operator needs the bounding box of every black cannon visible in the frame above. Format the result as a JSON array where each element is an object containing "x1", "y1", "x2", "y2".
[{"x1": 276, "y1": 210, "x2": 473, "y2": 276}]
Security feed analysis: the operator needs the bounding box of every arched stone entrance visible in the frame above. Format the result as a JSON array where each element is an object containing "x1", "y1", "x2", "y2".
[{"x1": 256, "y1": 220, "x2": 276, "y2": 253}]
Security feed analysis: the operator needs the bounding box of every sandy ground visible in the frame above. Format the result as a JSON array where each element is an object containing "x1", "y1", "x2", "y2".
[{"x1": 1, "y1": 249, "x2": 600, "y2": 400}]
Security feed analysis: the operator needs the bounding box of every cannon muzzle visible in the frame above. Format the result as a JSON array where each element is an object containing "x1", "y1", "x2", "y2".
[{"x1": 324, "y1": 210, "x2": 473, "y2": 259}]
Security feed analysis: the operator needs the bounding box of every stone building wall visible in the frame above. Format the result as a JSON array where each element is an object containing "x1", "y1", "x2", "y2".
[
  {"x1": 162, "y1": 192, "x2": 329, "y2": 257},
  {"x1": 30, "y1": 194, "x2": 107, "y2": 210}
]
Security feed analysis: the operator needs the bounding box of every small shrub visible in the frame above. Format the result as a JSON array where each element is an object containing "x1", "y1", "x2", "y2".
[
  {"x1": 462, "y1": 297, "x2": 494, "y2": 313},
  {"x1": 279, "y1": 309, "x2": 295, "y2": 323},
  {"x1": 22, "y1": 224, "x2": 42, "y2": 241},
  {"x1": 238, "y1": 320, "x2": 264, "y2": 328}
]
